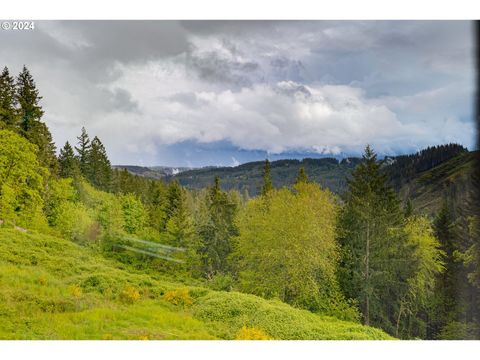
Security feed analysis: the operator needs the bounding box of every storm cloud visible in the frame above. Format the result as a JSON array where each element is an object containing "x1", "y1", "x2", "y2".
[{"x1": 0, "y1": 20, "x2": 475, "y2": 166}]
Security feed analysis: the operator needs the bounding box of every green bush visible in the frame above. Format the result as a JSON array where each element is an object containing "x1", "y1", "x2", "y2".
[
  {"x1": 192, "y1": 291, "x2": 392, "y2": 340},
  {"x1": 208, "y1": 273, "x2": 235, "y2": 292}
]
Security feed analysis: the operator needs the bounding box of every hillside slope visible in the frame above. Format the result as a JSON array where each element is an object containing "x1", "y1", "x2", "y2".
[
  {"x1": 0, "y1": 228, "x2": 392, "y2": 340},
  {"x1": 398, "y1": 151, "x2": 478, "y2": 216},
  {"x1": 172, "y1": 158, "x2": 359, "y2": 196}
]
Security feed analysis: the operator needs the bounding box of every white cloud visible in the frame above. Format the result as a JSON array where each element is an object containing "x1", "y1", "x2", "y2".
[{"x1": 86, "y1": 60, "x2": 469, "y2": 161}]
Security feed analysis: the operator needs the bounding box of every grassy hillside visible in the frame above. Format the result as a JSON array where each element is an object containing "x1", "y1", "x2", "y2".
[{"x1": 0, "y1": 227, "x2": 393, "y2": 340}]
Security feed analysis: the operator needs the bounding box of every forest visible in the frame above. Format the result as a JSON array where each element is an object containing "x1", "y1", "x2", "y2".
[{"x1": 0, "y1": 65, "x2": 479, "y2": 340}]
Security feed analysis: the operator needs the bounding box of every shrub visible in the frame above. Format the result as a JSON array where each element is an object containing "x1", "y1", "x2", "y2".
[
  {"x1": 236, "y1": 326, "x2": 271, "y2": 340},
  {"x1": 70, "y1": 285, "x2": 82, "y2": 298},
  {"x1": 163, "y1": 288, "x2": 193, "y2": 307},
  {"x1": 208, "y1": 273, "x2": 234, "y2": 292},
  {"x1": 38, "y1": 275, "x2": 48, "y2": 286},
  {"x1": 119, "y1": 285, "x2": 141, "y2": 303},
  {"x1": 54, "y1": 202, "x2": 96, "y2": 243}
]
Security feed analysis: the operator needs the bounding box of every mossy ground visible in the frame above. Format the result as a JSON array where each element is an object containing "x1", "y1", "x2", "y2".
[{"x1": 0, "y1": 228, "x2": 393, "y2": 340}]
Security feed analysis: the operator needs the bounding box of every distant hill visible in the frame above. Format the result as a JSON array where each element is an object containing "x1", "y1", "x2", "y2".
[
  {"x1": 112, "y1": 165, "x2": 193, "y2": 180},
  {"x1": 171, "y1": 157, "x2": 362, "y2": 196},
  {"x1": 114, "y1": 144, "x2": 474, "y2": 205},
  {"x1": 397, "y1": 150, "x2": 478, "y2": 216}
]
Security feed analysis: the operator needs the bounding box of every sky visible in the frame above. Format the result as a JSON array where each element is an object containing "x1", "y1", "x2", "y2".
[{"x1": 0, "y1": 20, "x2": 476, "y2": 167}]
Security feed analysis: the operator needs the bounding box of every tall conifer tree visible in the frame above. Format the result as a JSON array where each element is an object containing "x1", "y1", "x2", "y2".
[
  {"x1": 87, "y1": 136, "x2": 112, "y2": 191},
  {"x1": 261, "y1": 159, "x2": 273, "y2": 196},
  {"x1": 75, "y1": 127, "x2": 91, "y2": 176},
  {"x1": 15, "y1": 66, "x2": 57, "y2": 174},
  {"x1": 0, "y1": 66, "x2": 17, "y2": 129},
  {"x1": 58, "y1": 141, "x2": 79, "y2": 178},
  {"x1": 338, "y1": 145, "x2": 415, "y2": 331},
  {"x1": 295, "y1": 166, "x2": 309, "y2": 184},
  {"x1": 198, "y1": 176, "x2": 238, "y2": 277}
]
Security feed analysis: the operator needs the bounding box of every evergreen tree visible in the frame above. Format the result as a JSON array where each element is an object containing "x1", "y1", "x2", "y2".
[
  {"x1": 15, "y1": 66, "x2": 57, "y2": 174},
  {"x1": 429, "y1": 202, "x2": 462, "y2": 338},
  {"x1": 338, "y1": 145, "x2": 415, "y2": 332},
  {"x1": 404, "y1": 199, "x2": 414, "y2": 218},
  {"x1": 58, "y1": 141, "x2": 79, "y2": 179},
  {"x1": 0, "y1": 66, "x2": 17, "y2": 129},
  {"x1": 295, "y1": 166, "x2": 309, "y2": 184},
  {"x1": 75, "y1": 127, "x2": 91, "y2": 176},
  {"x1": 16, "y1": 66, "x2": 44, "y2": 134},
  {"x1": 261, "y1": 159, "x2": 273, "y2": 196},
  {"x1": 164, "y1": 180, "x2": 184, "y2": 228},
  {"x1": 198, "y1": 176, "x2": 238, "y2": 277},
  {"x1": 87, "y1": 136, "x2": 112, "y2": 191}
]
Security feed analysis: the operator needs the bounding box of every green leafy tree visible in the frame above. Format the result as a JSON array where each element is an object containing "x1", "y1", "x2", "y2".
[
  {"x1": 338, "y1": 145, "x2": 415, "y2": 332},
  {"x1": 0, "y1": 130, "x2": 48, "y2": 229},
  {"x1": 234, "y1": 183, "x2": 357, "y2": 319},
  {"x1": 0, "y1": 66, "x2": 18, "y2": 130},
  {"x1": 261, "y1": 159, "x2": 273, "y2": 196},
  {"x1": 396, "y1": 215, "x2": 445, "y2": 338},
  {"x1": 120, "y1": 193, "x2": 147, "y2": 234}
]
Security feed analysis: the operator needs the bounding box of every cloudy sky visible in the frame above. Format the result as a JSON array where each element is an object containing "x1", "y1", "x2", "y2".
[{"x1": 0, "y1": 21, "x2": 475, "y2": 166}]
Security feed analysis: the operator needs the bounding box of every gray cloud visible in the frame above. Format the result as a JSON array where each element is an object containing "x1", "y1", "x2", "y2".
[{"x1": 0, "y1": 20, "x2": 474, "y2": 165}]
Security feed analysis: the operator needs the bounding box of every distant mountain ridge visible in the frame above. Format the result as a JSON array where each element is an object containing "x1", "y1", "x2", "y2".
[{"x1": 114, "y1": 143, "x2": 472, "y2": 200}]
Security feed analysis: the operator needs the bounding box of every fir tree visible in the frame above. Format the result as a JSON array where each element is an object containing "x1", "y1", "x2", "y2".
[
  {"x1": 58, "y1": 141, "x2": 79, "y2": 178},
  {"x1": 75, "y1": 127, "x2": 91, "y2": 176},
  {"x1": 87, "y1": 136, "x2": 112, "y2": 191},
  {"x1": 0, "y1": 66, "x2": 17, "y2": 129},
  {"x1": 261, "y1": 159, "x2": 273, "y2": 196},
  {"x1": 16, "y1": 66, "x2": 44, "y2": 134},
  {"x1": 295, "y1": 166, "x2": 309, "y2": 184},
  {"x1": 429, "y1": 201, "x2": 462, "y2": 338},
  {"x1": 338, "y1": 145, "x2": 415, "y2": 331},
  {"x1": 198, "y1": 176, "x2": 238, "y2": 277},
  {"x1": 404, "y1": 199, "x2": 415, "y2": 218},
  {"x1": 15, "y1": 66, "x2": 57, "y2": 174},
  {"x1": 163, "y1": 180, "x2": 185, "y2": 229}
]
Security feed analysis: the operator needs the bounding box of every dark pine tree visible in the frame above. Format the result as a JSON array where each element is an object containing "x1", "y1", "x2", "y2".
[
  {"x1": 163, "y1": 180, "x2": 185, "y2": 230},
  {"x1": 87, "y1": 136, "x2": 112, "y2": 191},
  {"x1": 261, "y1": 159, "x2": 273, "y2": 196},
  {"x1": 15, "y1": 66, "x2": 58, "y2": 174},
  {"x1": 429, "y1": 202, "x2": 463, "y2": 338},
  {"x1": 58, "y1": 141, "x2": 80, "y2": 179},
  {"x1": 0, "y1": 66, "x2": 18, "y2": 130},
  {"x1": 198, "y1": 176, "x2": 238, "y2": 277},
  {"x1": 75, "y1": 127, "x2": 91, "y2": 176},
  {"x1": 16, "y1": 66, "x2": 44, "y2": 134},
  {"x1": 295, "y1": 166, "x2": 309, "y2": 184},
  {"x1": 338, "y1": 145, "x2": 415, "y2": 333}
]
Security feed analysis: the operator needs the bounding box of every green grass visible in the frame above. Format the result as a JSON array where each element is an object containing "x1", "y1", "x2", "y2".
[{"x1": 0, "y1": 227, "x2": 393, "y2": 340}]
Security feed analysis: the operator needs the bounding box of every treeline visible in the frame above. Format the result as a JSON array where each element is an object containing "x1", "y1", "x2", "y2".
[
  {"x1": 1, "y1": 66, "x2": 479, "y2": 340},
  {"x1": 385, "y1": 143, "x2": 468, "y2": 189}
]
